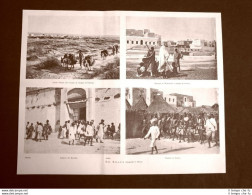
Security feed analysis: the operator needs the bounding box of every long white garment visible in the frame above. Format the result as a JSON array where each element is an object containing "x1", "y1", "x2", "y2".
[
  {"x1": 77, "y1": 124, "x2": 83, "y2": 134},
  {"x1": 205, "y1": 118, "x2": 217, "y2": 132},
  {"x1": 86, "y1": 125, "x2": 94, "y2": 136},
  {"x1": 97, "y1": 124, "x2": 104, "y2": 141},
  {"x1": 158, "y1": 46, "x2": 169, "y2": 72},
  {"x1": 68, "y1": 126, "x2": 75, "y2": 140},
  {"x1": 61, "y1": 127, "x2": 66, "y2": 138},
  {"x1": 66, "y1": 123, "x2": 70, "y2": 130},
  {"x1": 73, "y1": 124, "x2": 77, "y2": 134},
  {"x1": 145, "y1": 126, "x2": 160, "y2": 147}
]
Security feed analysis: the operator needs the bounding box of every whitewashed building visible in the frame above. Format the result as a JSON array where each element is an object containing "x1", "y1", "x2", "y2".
[
  {"x1": 126, "y1": 29, "x2": 161, "y2": 49},
  {"x1": 25, "y1": 88, "x2": 121, "y2": 132},
  {"x1": 164, "y1": 93, "x2": 196, "y2": 108}
]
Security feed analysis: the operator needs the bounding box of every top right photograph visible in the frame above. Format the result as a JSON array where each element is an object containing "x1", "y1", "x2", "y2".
[{"x1": 126, "y1": 16, "x2": 218, "y2": 80}]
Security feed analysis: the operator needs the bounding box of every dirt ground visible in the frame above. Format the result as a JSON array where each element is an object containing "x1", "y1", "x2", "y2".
[
  {"x1": 27, "y1": 54, "x2": 119, "y2": 79},
  {"x1": 126, "y1": 138, "x2": 219, "y2": 155},
  {"x1": 126, "y1": 61, "x2": 217, "y2": 80},
  {"x1": 26, "y1": 37, "x2": 120, "y2": 79},
  {"x1": 126, "y1": 46, "x2": 217, "y2": 80},
  {"x1": 24, "y1": 133, "x2": 120, "y2": 154}
]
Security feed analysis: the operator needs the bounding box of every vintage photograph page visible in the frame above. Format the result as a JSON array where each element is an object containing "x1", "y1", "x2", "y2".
[{"x1": 17, "y1": 10, "x2": 225, "y2": 174}]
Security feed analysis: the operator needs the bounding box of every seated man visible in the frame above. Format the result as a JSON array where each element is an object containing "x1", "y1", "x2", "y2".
[{"x1": 137, "y1": 62, "x2": 149, "y2": 77}]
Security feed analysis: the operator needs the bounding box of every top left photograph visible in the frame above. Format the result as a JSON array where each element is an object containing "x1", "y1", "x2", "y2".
[{"x1": 25, "y1": 14, "x2": 120, "y2": 79}]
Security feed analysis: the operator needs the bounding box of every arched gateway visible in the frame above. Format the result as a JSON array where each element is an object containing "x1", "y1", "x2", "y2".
[{"x1": 67, "y1": 88, "x2": 87, "y2": 121}]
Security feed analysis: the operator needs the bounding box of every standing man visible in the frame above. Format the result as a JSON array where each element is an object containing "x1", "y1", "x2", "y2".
[
  {"x1": 78, "y1": 50, "x2": 84, "y2": 68},
  {"x1": 158, "y1": 43, "x2": 169, "y2": 77},
  {"x1": 112, "y1": 45, "x2": 115, "y2": 55},
  {"x1": 144, "y1": 120, "x2": 160, "y2": 154},
  {"x1": 173, "y1": 48, "x2": 181, "y2": 73},
  {"x1": 26, "y1": 123, "x2": 34, "y2": 139},
  {"x1": 97, "y1": 119, "x2": 105, "y2": 143},
  {"x1": 66, "y1": 120, "x2": 71, "y2": 139},
  {"x1": 34, "y1": 122, "x2": 39, "y2": 141},
  {"x1": 110, "y1": 123, "x2": 116, "y2": 139},
  {"x1": 114, "y1": 44, "x2": 119, "y2": 54},
  {"x1": 84, "y1": 121, "x2": 94, "y2": 146},
  {"x1": 90, "y1": 120, "x2": 96, "y2": 142},
  {"x1": 43, "y1": 120, "x2": 52, "y2": 140},
  {"x1": 37, "y1": 122, "x2": 43, "y2": 142},
  {"x1": 205, "y1": 114, "x2": 217, "y2": 148},
  {"x1": 26, "y1": 122, "x2": 30, "y2": 138},
  {"x1": 147, "y1": 46, "x2": 156, "y2": 77},
  {"x1": 68, "y1": 122, "x2": 75, "y2": 145},
  {"x1": 197, "y1": 114, "x2": 205, "y2": 144},
  {"x1": 141, "y1": 118, "x2": 148, "y2": 138}
]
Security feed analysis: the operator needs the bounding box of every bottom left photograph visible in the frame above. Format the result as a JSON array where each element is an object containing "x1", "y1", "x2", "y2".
[{"x1": 24, "y1": 87, "x2": 121, "y2": 154}]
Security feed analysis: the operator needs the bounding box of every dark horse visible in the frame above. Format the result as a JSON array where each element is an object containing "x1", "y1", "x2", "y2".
[
  {"x1": 61, "y1": 54, "x2": 77, "y2": 70},
  {"x1": 101, "y1": 49, "x2": 109, "y2": 60}
]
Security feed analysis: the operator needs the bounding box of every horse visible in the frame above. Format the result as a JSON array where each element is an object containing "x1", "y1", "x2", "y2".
[
  {"x1": 101, "y1": 49, "x2": 109, "y2": 60},
  {"x1": 68, "y1": 54, "x2": 77, "y2": 69},
  {"x1": 83, "y1": 55, "x2": 96, "y2": 72},
  {"x1": 61, "y1": 54, "x2": 77, "y2": 70}
]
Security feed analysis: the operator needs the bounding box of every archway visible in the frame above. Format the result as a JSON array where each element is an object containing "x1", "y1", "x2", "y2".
[{"x1": 67, "y1": 88, "x2": 87, "y2": 121}]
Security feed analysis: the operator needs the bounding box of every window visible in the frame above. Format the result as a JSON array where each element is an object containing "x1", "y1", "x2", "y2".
[
  {"x1": 145, "y1": 41, "x2": 147, "y2": 44},
  {"x1": 104, "y1": 97, "x2": 110, "y2": 100},
  {"x1": 184, "y1": 97, "x2": 187, "y2": 102},
  {"x1": 127, "y1": 40, "x2": 129, "y2": 44},
  {"x1": 173, "y1": 99, "x2": 174, "y2": 102},
  {"x1": 149, "y1": 42, "x2": 151, "y2": 44},
  {"x1": 153, "y1": 42, "x2": 155, "y2": 45},
  {"x1": 169, "y1": 98, "x2": 171, "y2": 102},
  {"x1": 132, "y1": 41, "x2": 134, "y2": 44}
]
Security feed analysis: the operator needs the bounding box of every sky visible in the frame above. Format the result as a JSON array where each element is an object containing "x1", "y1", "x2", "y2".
[
  {"x1": 160, "y1": 88, "x2": 218, "y2": 107},
  {"x1": 28, "y1": 16, "x2": 120, "y2": 36},
  {"x1": 127, "y1": 17, "x2": 216, "y2": 41}
]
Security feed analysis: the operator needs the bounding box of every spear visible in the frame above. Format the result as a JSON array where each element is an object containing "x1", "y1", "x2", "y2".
[{"x1": 145, "y1": 43, "x2": 150, "y2": 50}]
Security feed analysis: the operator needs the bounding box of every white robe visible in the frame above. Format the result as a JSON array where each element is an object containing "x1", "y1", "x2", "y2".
[
  {"x1": 86, "y1": 125, "x2": 94, "y2": 137},
  {"x1": 145, "y1": 126, "x2": 160, "y2": 147},
  {"x1": 158, "y1": 46, "x2": 169, "y2": 72},
  {"x1": 97, "y1": 124, "x2": 104, "y2": 140},
  {"x1": 68, "y1": 126, "x2": 75, "y2": 140}
]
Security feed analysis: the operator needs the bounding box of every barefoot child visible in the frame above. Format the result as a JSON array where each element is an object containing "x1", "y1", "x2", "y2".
[{"x1": 144, "y1": 120, "x2": 160, "y2": 154}]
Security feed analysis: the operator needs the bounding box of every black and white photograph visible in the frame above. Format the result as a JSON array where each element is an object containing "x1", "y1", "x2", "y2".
[
  {"x1": 25, "y1": 14, "x2": 120, "y2": 79},
  {"x1": 126, "y1": 17, "x2": 217, "y2": 80},
  {"x1": 126, "y1": 88, "x2": 219, "y2": 155},
  {"x1": 17, "y1": 11, "x2": 225, "y2": 175},
  {"x1": 24, "y1": 87, "x2": 121, "y2": 154}
]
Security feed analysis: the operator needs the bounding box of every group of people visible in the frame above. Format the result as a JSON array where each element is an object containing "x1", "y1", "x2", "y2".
[
  {"x1": 25, "y1": 120, "x2": 52, "y2": 142},
  {"x1": 58, "y1": 119, "x2": 120, "y2": 146},
  {"x1": 142, "y1": 112, "x2": 219, "y2": 154},
  {"x1": 137, "y1": 43, "x2": 183, "y2": 78}
]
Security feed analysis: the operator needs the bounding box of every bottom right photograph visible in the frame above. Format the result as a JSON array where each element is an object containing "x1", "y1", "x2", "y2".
[{"x1": 125, "y1": 88, "x2": 220, "y2": 155}]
